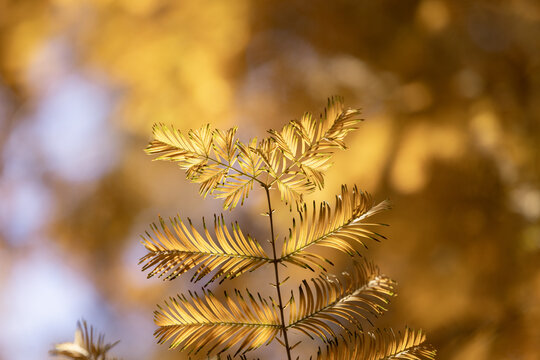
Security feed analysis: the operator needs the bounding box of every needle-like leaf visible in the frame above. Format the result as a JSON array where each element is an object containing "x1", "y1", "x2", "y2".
[
  {"x1": 318, "y1": 328, "x2": 436, "y2": 360},
  {"x1": 287, "y1": 260, "x2": 396, "y2": 343},
  {"x1": 146, "y1": 123, "x2": 264, "y2": 209},
  {"x1": 140, "y1": 215, "x2": 271, "y2": 284},
  {"x1": 268, "y1": 96, "x2": 362, "y2": 196},
  {"x1": 154, "y1": 289, "x2": 281, "y2": 357},
  {"x1": 281, "y1": 185, "x2": 390, "y2": 271}
]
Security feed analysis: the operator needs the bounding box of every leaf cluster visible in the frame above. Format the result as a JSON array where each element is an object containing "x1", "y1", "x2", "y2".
[
  {"x1": 50, "y1": 320, "x2": 120, "y2": 360},
  {"x1": 146, "y1": 96, "x2": 360, "y2": 208},
  {"x1": 138, "y1": 97, "x2": 435, "y2": 359}
]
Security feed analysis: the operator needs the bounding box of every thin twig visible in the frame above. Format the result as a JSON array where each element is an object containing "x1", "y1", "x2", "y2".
[{"x1": 264, "y1": 186, "x2": 292, "y2": 360}]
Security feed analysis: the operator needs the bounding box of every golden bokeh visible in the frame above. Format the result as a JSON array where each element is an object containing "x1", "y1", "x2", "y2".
[{"x1": 0, "y1": 1, "x2": 538, "y2": 359}]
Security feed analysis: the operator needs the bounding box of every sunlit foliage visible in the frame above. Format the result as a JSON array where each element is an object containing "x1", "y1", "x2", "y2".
[{"x1": 137, "y1": 98, "x2": 435, "y2": 359}]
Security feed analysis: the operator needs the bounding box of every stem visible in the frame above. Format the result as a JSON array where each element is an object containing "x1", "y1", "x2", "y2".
[{"x1": 264, "y1": 186, "x2": 292, "y2": 360}]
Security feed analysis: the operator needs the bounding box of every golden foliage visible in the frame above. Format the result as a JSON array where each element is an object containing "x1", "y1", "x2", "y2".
[
  {"x1": 288, "y1": 261, "x2": 396, "y2": 342},
  {"x1": 146, "y1": 123, "x2": 262, "y2": 210},
  {"x1": 146, "y1": 97, "x2": 362, "y2": 208},
  {"x1": 50, "y1": 320, "x2": 119, "y2": 360},
  {"x1": 267, "y1": 96, "x2": 362, "y2": 203},
  {"x1": 319, "y1": 328, "x2": 436, "y2": 360},
  {"x1": 141, "y1": 98, "x2": 435, "y2": 359},
  {"x1": 276, "y1": 98, "x2": 361, "y2": 177},
  {"x1": 140, "y1": 215, "x2": 271, "y2": 284},
  {"x1": 154, "y1": 290, "x2": 280, "y2": 356},
  {"x1": 281, "y1": 185, "x2": 390, "y2": 271}
]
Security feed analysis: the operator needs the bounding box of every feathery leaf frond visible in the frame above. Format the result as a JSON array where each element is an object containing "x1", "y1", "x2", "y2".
[
  {"x1": 287, "y1": 260, "x2": 396, "y2": 343},
  {"x1": 146, "y1": 123, "x2": 265, "y2": 209},
  {"x1": 140, "y1": 215, "x2": 271, "y2": 284},
  {"x1": 50, "y1": 320, "x2": 119, "y2": 360},
  {"x1": 236, "y1": 139, "x2": 264, "y2": 178},
  {"x1": 256, "y1": 137, "x2": 287, "y2": 179},
  {"x1": 154, "y1": 290, "x2": 281, "y2": 357},
  {"x1": 319, "y1": 328, "x2": 436, "y2": 360},
  {"x1": 268, "y1": 122, "x2": 299, "y2": 161},
  {"x1": 213, "y1": 127, "x2": 239, "y2": 164},
  {"x1": 140, "y1": 97, "x2": 436, "y2": 360},
  {"x1": 268, "y1": 96, "x2": 362, "y2": 196},
  {"x1": 281, "y1": 185, "x2": 390, "y2": 270},
  {"x1": 213, "y1": 174, "x2": 255, "y2": 210},
  {"x1": 275, "y1": 175, "x2": 316, "y2": 205}
]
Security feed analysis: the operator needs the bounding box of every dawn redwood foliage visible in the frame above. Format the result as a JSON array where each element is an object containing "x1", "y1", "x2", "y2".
[{"x1": 52, "y1": 97, "x2": 436, "y2": 360}]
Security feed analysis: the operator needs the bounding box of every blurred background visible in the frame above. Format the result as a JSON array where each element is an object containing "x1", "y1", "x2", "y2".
[{"x1": 0, "y1": 0, "x2": 539, "y2": 359}]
